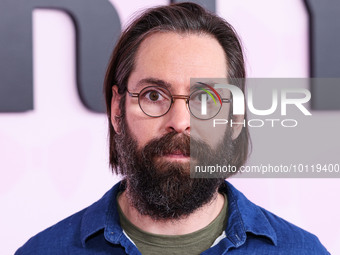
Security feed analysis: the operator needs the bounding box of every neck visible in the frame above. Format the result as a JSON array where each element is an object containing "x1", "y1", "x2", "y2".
[{"x1": 117, "y1": 188, "x2": 226, "y2": 235}]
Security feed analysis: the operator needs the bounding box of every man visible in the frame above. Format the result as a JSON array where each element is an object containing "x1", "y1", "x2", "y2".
[{"x1": 16, "y1": 2, "x2": 329, "y2": 254}]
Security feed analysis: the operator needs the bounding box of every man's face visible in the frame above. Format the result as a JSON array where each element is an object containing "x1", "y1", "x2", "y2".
[
  {"x1": 124, "y1": 32, "x2": 228, "y2": 153},
  {"x1": 111, "y1": 32, "x2": 234, "y2": 219}
]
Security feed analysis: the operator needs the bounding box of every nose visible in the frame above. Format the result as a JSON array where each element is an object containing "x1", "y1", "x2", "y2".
[{"x1": 164, "y1": 98, "x2": 190, "y2": 134}]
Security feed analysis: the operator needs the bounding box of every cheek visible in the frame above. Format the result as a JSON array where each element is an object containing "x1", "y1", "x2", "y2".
[
  {"x1": 125, "y1": 98, "x2": 149, "y2": 146},
  {"x1": 125, "y1": 111, "x2": 162, "y2": 149},
  {"x1": 191, "y1": 104, "x2": 230, "y2": 147}
]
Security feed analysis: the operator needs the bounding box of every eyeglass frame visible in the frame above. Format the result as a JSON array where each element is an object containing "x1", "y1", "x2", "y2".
[{"x1": 126, "y1": 85, "x2": 232, "y2": 120}]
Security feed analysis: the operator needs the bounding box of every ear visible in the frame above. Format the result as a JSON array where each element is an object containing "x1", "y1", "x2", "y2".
[
  {"x1": 111, "y1": 86, "x2": 122, "y2": 133},
  {"x1": 231, "y1": 114, "x2": 244, "y2": 140}
]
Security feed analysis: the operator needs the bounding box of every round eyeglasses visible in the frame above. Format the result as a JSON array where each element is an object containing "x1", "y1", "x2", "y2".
[{"x1": 126, "y1": 85, "x2": 232, "y2": 120}]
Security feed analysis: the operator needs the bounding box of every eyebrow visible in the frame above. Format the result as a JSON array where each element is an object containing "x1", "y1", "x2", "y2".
[
  {"x1": 191, "y1": 81, "x2": 214, "y2": 89},
  {"x1": 134, "y1": 78, "x2": 173, "y2": 91}
]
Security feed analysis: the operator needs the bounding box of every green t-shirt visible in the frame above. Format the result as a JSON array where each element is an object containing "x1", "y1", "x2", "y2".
[{"x1": 117, "y1": 193, "x2": 228, "y2": 255}]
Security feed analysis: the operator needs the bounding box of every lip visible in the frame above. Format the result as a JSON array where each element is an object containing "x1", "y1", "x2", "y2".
[
  {"x1": 165, "y1": 154, "x2": 189, "y2": 158},
  {"x1": 161, "y1": 151, "x2": 190, "y2": 161}
]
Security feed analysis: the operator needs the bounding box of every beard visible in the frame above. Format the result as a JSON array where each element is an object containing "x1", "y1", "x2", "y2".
[{"x1": 114, "y1": 117, "x2": 234, "y2": 221}]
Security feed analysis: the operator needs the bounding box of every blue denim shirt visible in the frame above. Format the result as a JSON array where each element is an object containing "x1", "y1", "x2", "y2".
[{"x1": 16, "y1": 181, "x2": 329, "y2": 255}]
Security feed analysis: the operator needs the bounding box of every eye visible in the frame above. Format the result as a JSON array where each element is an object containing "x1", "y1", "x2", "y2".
[
  {"x1": 140, "y1": 87, "x2": 170, "y2": 104},
  {"x1": 199, "y1": 92, "x2": 210, "y2": 101},
  {"x1": 191, "y1": 90, "x2": 216, "y2": 104},
  {"x1": 147, "y1": 90, "x2": 161, "y2": 101}
]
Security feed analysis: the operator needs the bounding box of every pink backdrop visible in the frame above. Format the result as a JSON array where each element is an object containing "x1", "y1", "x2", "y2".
[{"x1": 1, "y1": 1, "x2": 339, "y2": 254}]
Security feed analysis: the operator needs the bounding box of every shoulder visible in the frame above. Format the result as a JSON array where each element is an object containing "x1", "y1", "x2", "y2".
[
  {"x1": 15, "y1": 208, "x2": 87, "y2": 255},
  {"x1": 258, "y1": 205, "x2": 330, "y2": 254},
  {"x1": 15, "y1": 184, "x2": 120, "y2": 255},
  {"x1": 223, "y1": 181, "x2": 330, "y2": 254}
]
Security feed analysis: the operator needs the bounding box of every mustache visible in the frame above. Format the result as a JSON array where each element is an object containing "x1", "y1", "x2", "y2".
[{"x1": 141, "y1": 131, "x2": 210, "y2": 159}]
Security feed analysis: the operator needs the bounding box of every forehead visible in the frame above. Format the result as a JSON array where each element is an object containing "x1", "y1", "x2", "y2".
[{"x1": 128, "y1": 32, "x2": 228, "y2": 93}]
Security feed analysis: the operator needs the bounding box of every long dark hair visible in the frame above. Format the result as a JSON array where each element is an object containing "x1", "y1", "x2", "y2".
[{"x1": 104, "y1": 2, "x2": 250, "y2": 172}]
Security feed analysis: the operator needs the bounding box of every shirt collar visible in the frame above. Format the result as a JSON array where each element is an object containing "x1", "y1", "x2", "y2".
[
  {"x1": 223, "y1": 181, "x2": 277, "y2": 247},
  {"x1": 80, "y1": 180, "x2": 277, "y2": 248},
  {"x1": 80, "y1": 181, "x2": 125, "y2": 247}
]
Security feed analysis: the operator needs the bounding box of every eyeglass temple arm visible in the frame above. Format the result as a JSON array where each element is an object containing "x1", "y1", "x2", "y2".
[
  {"x1": 126, "y1": 90, "x2": 139, "y2": 97},
  {"x1": 222, "y1": 98, "x2": 232, "y2": 103}
]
